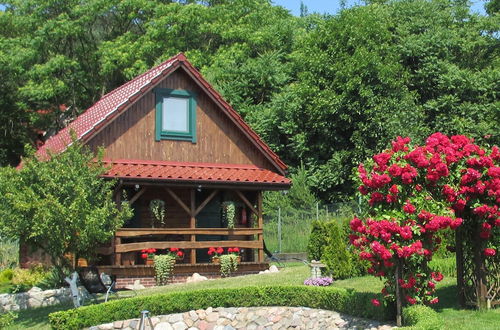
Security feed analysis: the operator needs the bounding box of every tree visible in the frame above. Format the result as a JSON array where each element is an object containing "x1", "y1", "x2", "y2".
[
  {"x1": 0, "y1": 139, "x2": 132, "y2": 274},
  {"x1": 254, "y1": 0, "x2": 499, "y2": 202}
]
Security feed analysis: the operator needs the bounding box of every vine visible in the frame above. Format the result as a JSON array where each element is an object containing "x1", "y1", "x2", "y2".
[
  {"x1": 220, "y1": 254, "x2": 238, "y2": 277},
  {"x1": 153, "y1": 254, "x2": 176, "y2": 285},
  {"x1": 222, "y1": 201, "x2": 236, "y2": 229},
  {"x1": 149, "y1": 199, "x2": 166, "y2": 227}
]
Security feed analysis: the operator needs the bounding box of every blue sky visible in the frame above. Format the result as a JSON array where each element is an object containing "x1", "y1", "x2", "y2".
[
  {"x1": 273, "y1": 0, "x2": 487, "y2": 15},
  {"x1": 0, "y1": 1, "x2": 488, "y2": 15}
]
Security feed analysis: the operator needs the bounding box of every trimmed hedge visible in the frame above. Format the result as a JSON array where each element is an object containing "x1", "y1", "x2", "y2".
[
  {"x1": 403, "y1": 304, "x2": 443, "y2": 329},
  {"x1": 49, "y1": 285, "x2": 391, "y2": 329}
]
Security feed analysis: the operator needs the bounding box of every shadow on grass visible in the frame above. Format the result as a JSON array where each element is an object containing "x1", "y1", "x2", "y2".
[
  {"x1": 433, "y1": 282, "x2": 461, "y2": 311},
  {"x1": 6, "y1": 303, "x2": 73, "y2": 330}
]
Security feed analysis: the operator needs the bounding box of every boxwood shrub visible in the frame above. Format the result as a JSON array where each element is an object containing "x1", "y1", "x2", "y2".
[
  {"x1": 49, "y1": 285, "x2": 391, "y2": 329},
  {"x1": 403, "y1": 304, "x2": 443, "y2": 329}
]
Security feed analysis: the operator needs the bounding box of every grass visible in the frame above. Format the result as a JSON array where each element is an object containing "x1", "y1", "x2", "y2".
[
  {"x1": 263, "y1": 218, "x2": 312, "y2": 253},
  {"x1": 5, "y1": 264, "x2": 500, "y2": 329}
]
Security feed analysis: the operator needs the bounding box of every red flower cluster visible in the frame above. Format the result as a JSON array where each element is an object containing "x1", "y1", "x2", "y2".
[
  {"x1": 169, "y1": 247, "x2": 184, "y2": 258},
  {"x1": 352, "y1": 133, "x2": 499, "y2": 307},
  {"x1": 228, "y1": 247, "x2": 240, "y2": 254},
  {"x1": 141, "y1": 248, "x2": 157, "y2": 259},
  {"x1": 208, "y1": 247, "x2": 224, "y2": 256}
]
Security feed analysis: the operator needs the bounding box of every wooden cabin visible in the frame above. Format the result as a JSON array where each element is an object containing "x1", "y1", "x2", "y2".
[{"x1": 31, "y1": 54, "x2": 291, "y2": 286}]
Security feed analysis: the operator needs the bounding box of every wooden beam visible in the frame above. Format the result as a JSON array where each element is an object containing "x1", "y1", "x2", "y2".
[
  {"x1": 114, "y1": 237, "x2": 122, "y2": 265},
  {"x1": 165, "y1": 188, "x2": 191, "y2": 216},
  {"x1": 190, "y1": 189, "x2": 196, "y2": 264},
  {"x1": 129, "y1": 187, "x2": 147, "y2": 205},
  {"x1": 115, "y1": 228, "x2": 263, "y2": 237},
  {"x1": 115, "y1": 240, "x2": 261, "y2": 253},
  {"x1": 194, "y1": 190, "x2": 219, "y2": 216},
  {"x1": 235, "y1": 190, "x2": 258, "y2": 215},
  {"x1": 257, "y1": 191, "x2": 264, "y2": 263}
]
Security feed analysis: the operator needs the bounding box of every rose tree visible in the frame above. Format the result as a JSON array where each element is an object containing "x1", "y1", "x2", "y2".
[{"x1": 350, "y1": 133, "x2": 499, "y2": 313}]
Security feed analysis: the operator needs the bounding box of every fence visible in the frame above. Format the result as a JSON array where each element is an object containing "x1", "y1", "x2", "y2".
[{"x1": 263, "y1": 202, "x2": 360, "y2": 254}]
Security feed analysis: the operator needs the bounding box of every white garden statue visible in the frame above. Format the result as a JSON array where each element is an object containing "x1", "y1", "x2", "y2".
[{"x1": 65, "y1": 272, "x2": 81, "y2": 307}]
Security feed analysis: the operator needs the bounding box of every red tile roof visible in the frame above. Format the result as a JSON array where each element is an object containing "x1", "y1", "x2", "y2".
[
  {"x1": 35, "y1": 53, "x2": 287, "y2": 175},
  {"x1": 102, "y1": 160, "x2": 291, "y2": 187}
]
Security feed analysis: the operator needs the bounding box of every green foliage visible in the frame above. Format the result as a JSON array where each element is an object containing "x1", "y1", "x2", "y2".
[
  {"x1": 0, "y1": 269, "x2": 14, "y2": 283},
  {"x1": 306, "y1": 221, "x2": 327, "y2": 261},
  {"x1": 1, "y1": 0, "x2": 498, "y2": 203},
  {"x1": 219, "y1": 254, "x2": 238, "y2": 277},
  {"x1": 7, "y1": 265, "x2": 56, "y2": 293},
  {"x1": 429, "y1": 257, "x2": 456, "y2": 278},
  {"x1": 221, "y1": 201, "x2": 236, "y2": 229},
  {"x1": 0, "y1": 238, "x2": 18, "y2": 270},
  {"x1": 307, "y1": 219, "x2": 367, "y2": 279},
  {"x1": 48, "y1": 285, "x2": 391, "y2": 329},
  {"x1": 153, "y1": 255, "x2": 176, "y2": 286},
  {"x1": 0, "y1": 140, "x2": 132, "y2": 274},
  {"x1": 0, "y1": 311, "x2": 18, "y2": 328},
  {"x1": 403, "y1": 304, "x2": 443, "y2": 329}
]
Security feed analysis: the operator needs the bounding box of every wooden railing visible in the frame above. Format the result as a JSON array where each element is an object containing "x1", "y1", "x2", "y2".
[{"x1": 110, "y1": 227, "x2": 263, "y2": 265}]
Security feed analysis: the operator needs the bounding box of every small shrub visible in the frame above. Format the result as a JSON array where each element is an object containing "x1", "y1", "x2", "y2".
[
  {"x1": 0, "y1": 311, "x2": 18, "y2": 328},
  {"x1": 322, "y1": 221, "x2": 355, "y2": 279},
  {"x1": 0, "y1": 269, "x2": 14, "y2": 283},
  {"x1": 403, "y1": 304, "x2": 443, "y2": 329},
  {"x1": 306, "y1": 221, "x2": 327, "y2": 261},
  {"x1": 10, "y1": 265, "x2": 51, "y2": 292},
  {"x1": 153, "y1": 255, "x2": 176, "y2": 285},
  {"x1": 220, "y1": 254, "x2": 238, "y2": 277},
  {"x1": 307, "y1": 219, "x2": 368, "y2": 279}
]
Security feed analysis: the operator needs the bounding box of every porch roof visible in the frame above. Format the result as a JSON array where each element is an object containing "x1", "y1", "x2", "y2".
[{"x1": 102, "y1": 159, "x2": 291, "y2": 188}]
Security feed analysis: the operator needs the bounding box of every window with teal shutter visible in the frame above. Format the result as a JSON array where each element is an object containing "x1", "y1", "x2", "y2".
[{"x1": 155, "y1": 88, "x2": 196, "y2": 143}]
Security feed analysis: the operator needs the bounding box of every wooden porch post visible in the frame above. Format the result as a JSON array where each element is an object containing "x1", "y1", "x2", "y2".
[
  {"x1": 257, "y1": 191, "x2": 264, "y2": 263},
  {"x1": 190, "y1": 189, "x2": 196, "y2": 264},
  {"x1": 112, "y1": 183, "x2": 123, "y2": 266}
]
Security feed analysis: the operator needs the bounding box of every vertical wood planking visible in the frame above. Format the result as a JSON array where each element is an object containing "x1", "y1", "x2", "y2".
[{"x1": 85, "y1": 70, "x2": 276, "y2": 171}]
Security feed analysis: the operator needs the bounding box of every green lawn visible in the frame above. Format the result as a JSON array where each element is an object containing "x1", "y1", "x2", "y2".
[{"x1": 5, "y1": 264, "x2": 500, "y2": 329}]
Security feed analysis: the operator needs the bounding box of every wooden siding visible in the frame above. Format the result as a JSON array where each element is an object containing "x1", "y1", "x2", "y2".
[{"x1": 86, "y1": 69, "x2": 275, "y2": 170}]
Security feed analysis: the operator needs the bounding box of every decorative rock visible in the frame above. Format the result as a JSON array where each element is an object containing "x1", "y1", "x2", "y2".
[
  {"x1": 93, "y1": 306, "x2": 395, "y2": 330},
  {"x1": 186, "y1": 272, "x2": 208, "y2": 283},
  {"x1": 268, "y1": 265, "x2": 279, "y2": 273},
  {"x1": 125, "y1": 279, "x2": 145, "y2": 291},
  {"x1": 168, "y1": 314, "x2": 183, "y2": 323},
  {"x1": 98, "y1": 323, "x2": 114, "y2": 330},
  {"x1": 155, "y1": 322, "x2": 174, "y2": 330},
  {"x1": 172, "y1": 321, "x2": 187, "y2": 330}
]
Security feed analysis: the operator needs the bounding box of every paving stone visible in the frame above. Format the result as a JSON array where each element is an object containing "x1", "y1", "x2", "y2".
[{"x1": 206, "y1": 312, "x2": 220, "y2": 322}]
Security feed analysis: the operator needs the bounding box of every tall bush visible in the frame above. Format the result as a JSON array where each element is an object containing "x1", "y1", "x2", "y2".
[{"x1": 307, "y1": 220, "x2": 367, "y2": 279}]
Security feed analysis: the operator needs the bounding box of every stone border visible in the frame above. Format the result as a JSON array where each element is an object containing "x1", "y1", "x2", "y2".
[
  {"x1": 91, "y1": 306, "x2": 395, "y2": 330},
  {"x1": 0, "y1": 286, "x2": 74, "y2": 312}
]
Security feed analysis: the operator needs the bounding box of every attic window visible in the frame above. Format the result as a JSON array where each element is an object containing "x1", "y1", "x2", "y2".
[{"x1": 155, "y1": 88, "x2": 196, "y2": 143}]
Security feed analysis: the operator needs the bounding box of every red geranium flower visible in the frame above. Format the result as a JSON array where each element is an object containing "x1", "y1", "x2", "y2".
[
  {"x1": 141, "y1": 253, "x2": 148, "y2": 259},
  {"x1": 371, "y1": 299, "x2": 381, "y2": 307},
  {"x1": 483, "y1": 248, "x2": 496, "y2": 257}
]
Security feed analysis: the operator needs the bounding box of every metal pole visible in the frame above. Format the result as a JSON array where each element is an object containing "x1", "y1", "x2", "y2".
[{"x1": 278, "y1": 207, "x2": 282, "y2": 253}]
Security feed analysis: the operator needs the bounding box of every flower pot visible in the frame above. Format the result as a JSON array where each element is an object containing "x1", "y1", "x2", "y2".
[
  {"x1": 212, "y1": 256, "x2": 220, "y2": 264},
  {"x1": 77, "y1": 258, "x2": 88, "y2": 267},
  {"x1": 236, "y1": 256, "x2": 241, "y2": 263},
  {"x1": 146, "y1": 258, "x2": 154, "y2": 266}
]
